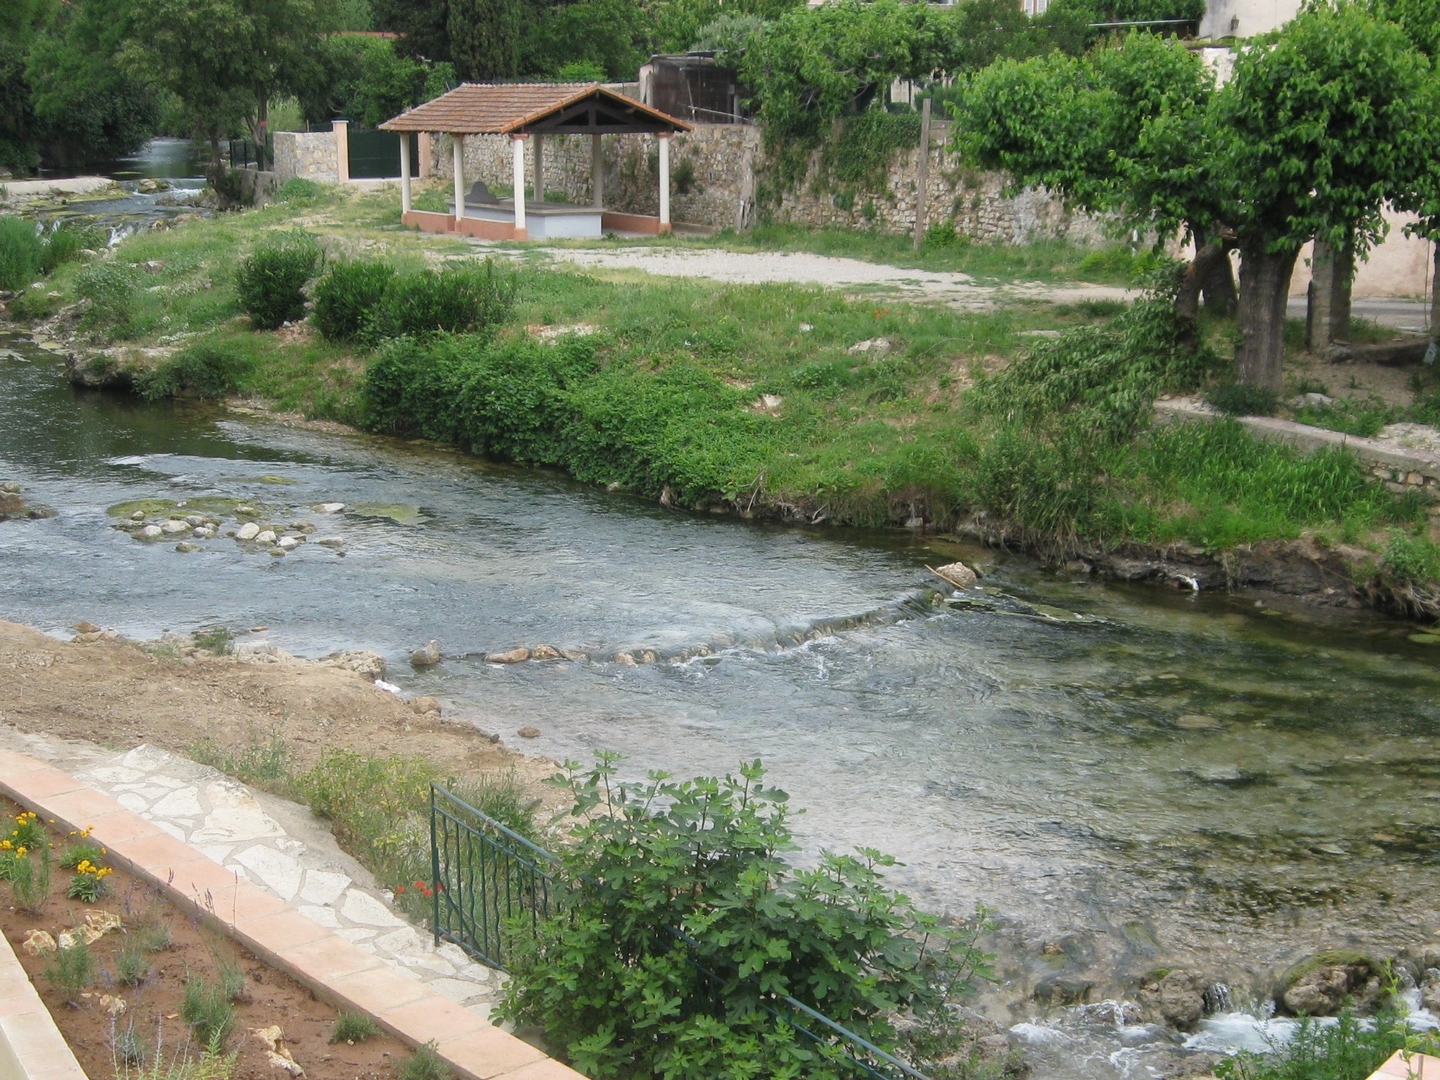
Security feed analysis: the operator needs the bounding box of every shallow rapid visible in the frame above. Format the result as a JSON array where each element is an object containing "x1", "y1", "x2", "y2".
[{"x1": 2, "y1": 335, "x2": 1437, "y2": 1075}]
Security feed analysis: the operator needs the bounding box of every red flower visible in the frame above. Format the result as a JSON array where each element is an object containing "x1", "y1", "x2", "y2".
[
  {"x1": 394, "y1": 885, "x2": 406, "y2": 894},
  {"x1": 414, "y1": 880, "x2": 425, "y2": 889}
]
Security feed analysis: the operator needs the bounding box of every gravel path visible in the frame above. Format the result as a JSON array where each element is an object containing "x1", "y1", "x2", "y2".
[{"x1": 535, "y1": 246, "x2": 1135, "y2": 311}]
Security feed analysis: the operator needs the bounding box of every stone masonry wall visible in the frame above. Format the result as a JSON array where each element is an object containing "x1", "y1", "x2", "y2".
[
  {"x1": 429, "y1": 121, "x2": 1107, "y2": 243},
  {"x1": 273, "y1": 131, "x2": 339, "y2": 184}
]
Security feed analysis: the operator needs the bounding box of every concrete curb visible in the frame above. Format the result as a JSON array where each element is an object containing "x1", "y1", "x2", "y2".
[
  {"x1": 0, "y1": 915, "x2": 87, "y2": 1080},
  {"x1": 0, "y1": 749, "x2": 581, "y2": 1080}
]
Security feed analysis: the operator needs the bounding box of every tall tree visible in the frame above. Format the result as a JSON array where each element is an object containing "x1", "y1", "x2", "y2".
[
  {"x1": 125, "y1": 0, "x2": 339, "y2": 170},
  {"x1": 373, "y1": 0, "x2": 451, "y2": 62},
  {"x1": 955, "y1": 5, "x2": 1431, "y2": 391},
  {"x1": 448, "y1": 0, "x2": 522, "y2": 79},
  {"x1": 1215, "y1": 3, "x2": 1428, "y2": 389}
]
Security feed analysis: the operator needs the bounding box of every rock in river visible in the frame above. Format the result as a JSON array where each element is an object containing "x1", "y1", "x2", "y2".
[
  {"x1": 235, "y1": 522, "x2": 260, "y2": 541},
  {"x1": 1139, "y1": 970, "x2": 1207, "y2": 1031},
  {"x1": 139, "y1": 525, "x2": 163, "y2": 540},
  {"x1": 484, "y1": 647, "x2": 530, "y2": 664},
  {"x1": 254, "y1": 529, "x2": 277, "y2": 545},
  {"x1": 160, "y1": 519, "x2": 189, "y2": 534},
  {"x1": 411, "y1": 639, "x2": 442, "y2": 667},
  {"x1": 932, "y1": 561, "x2": 979, "y2": 589}
]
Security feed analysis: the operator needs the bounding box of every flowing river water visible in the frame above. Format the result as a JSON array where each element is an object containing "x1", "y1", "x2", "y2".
[{"x1": 2, "y1": 331, "x2": 1439, "y2": 1076}]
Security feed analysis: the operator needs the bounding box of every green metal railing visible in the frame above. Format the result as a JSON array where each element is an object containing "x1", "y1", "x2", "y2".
[{"x1": 427, "y1": 783, "x2": 934, "y2": 1080}]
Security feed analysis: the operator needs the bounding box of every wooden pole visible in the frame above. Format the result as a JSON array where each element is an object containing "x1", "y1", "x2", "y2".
[
  {"x1": 533, "y1": 133, "x2": 544, "y2": 205},
  {"x1": 912, "y1": 98, "x2": 931, "y2": 252}
]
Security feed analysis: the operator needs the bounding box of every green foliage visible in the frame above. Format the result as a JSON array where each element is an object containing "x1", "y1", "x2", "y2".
[
  {"x1": 66, "y1": 866, "x2": 110, "y2": 902},
  {"x1": 292, "y1": 748, "x2": 538, "y2": 922},
  {"x1": 189, "y1": 728, "x2": 290, "y2": 789},
  {"x1": 361, "y1": 261, "x2": 515, "y2": 344},
  {"x1": 115, "y1": 940, "x2": 151, "y2": 986},
  {"x1": 497, "y1": 756, "x2": 991, "y2": 1080},
  {"x1": 0, "y1": 215, "x2": 42, "y2": 290},
  {"x1": 1293, "y1": 395, "x2": 1396, "y2": 438},
  {"x1": 44, "y1": 941, "x2": 96, "y2": 1003},
  {"x1": 181, "y1": 977, "x2": 237, "y2": 1048},
  {"x1": 75, "y1": 261, "x2": 138, "y2": 337},
  {"x1": 192, "y1": 626, "x2": 234, "y2": 654},
  {"x1": 1205, "y1": 382, "x2": 1279, "y2": 417},
  {"x1": 276, "y1": 178, "x2": 321, "y2": 203},
  {"x1": 299, "y1": 34, "x2": 445, "y2": 128},
  {"x1": 448, "y1": 0, "x2": 522, "y2": 79},
  {"x1": 40, "y1": 221, "x2": 101, "y2": 273},
  {"x1": 235, "y1": 230, "x2": 323, "y2": 330},
  {"x1": 312, "y1": 259, "x2": 396, "y2": 342},
  {"x1": 398, "y1": 1042, "x2": 453, "y2": 1080},
  {"x1": 521, "y1": 0, "x2": 649, "y2": 81},
  {"x1": 1382, "y1": 529, "x2": 1440, "y2": 585},
  {"x1": 7, "y1": 847, "x2": 49, "y2": 913},
  {"x1": 330, "y1": 1011, "x2": 382, "y2": 1044},
  {"x1": 1215, "y1": 1009, "x2": 1430, "y2": 1080},
  {"x1": 59, "y1": 842, "x2": 105, "y2": 870},
  {"x1": 971, "y1": 284, "x2": 1217, "y2": 441},
  {"x1": 135, "y1": 342, "x2": 254, "y2": 402},
  {"x1": 819, "y1": 111, "x2": 921, "y2": 195}
]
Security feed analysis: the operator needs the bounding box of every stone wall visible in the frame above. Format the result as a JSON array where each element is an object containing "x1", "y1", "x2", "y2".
[
  {"x1": 273, "y1": 131, "x2": 339, "y2": 184},
  {"x1": 429, "y1": 122, "x2": 1106, "y2": 243}
]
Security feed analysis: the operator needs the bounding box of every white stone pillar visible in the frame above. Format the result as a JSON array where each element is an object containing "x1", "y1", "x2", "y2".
[
  {"x1": 399, "y1": 133, "x2": 412, "y2": 214},
  {"x1": 657, "y1": 132, "x2": 671, "y2": 233},
  {"x1": 333, "y1": 120, "x2": 349, "y2": 184},
  {"x1": 452, "y1": 134, "x2": 465, "y2": 223},
  {"x1": 533, "y1": 133, "x2": 544, "y2": 205},
  {"x1": 591, "y1": 132, "x2": 604, "y2": 209},
  {"x1": 512, "y1": 133, "x2": 528, "y2": 238}
]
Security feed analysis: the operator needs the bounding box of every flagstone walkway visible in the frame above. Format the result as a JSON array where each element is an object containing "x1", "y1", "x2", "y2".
[{"x1": 0, "y1": 729, "x2": 500, "y2": 1019}]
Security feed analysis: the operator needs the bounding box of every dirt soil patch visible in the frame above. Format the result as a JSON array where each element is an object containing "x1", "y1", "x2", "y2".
[
  {"x1": 0, "y1": 620, "x2": 564, "y2": 811},
  {"x1": 1, "y1": 800, "x2": 410, "y2": 1079}
]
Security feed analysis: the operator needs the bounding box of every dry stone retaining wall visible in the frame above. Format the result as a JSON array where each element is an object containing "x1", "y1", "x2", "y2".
[
  {"x1": 273, "y1": 131, "x2": 340, "y2": 184},
  {"x1": 428, "y1": 121, "x2": 1106, "y2": 243}
]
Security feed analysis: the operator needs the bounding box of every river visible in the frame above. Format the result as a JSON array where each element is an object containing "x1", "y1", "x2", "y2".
[{"x1": 1, "y1": 331, "x2": 1438, "y2": 1076}]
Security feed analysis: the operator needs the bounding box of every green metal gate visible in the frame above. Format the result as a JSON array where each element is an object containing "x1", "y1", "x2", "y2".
[
  {"x1": 347, "y1": 129, "x2": 419, "y2": 180},
  {"x1": 427, "y1": 784, "x2": 935, "y2": 1080}
]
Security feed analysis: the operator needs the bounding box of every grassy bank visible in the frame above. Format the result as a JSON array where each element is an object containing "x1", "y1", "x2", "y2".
[{"x1": 4, "y1": 184, "x2": 1437, "y2": 612}]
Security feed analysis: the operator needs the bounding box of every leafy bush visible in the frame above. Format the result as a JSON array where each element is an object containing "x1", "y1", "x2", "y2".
[
  {"x1": 399, "y1": 1042, "x2": 453, "y2": 1080},
  {"x1": 1293, "y1": 395, "x2": 1395, "y2": 438},
  {"x1": 1382, "y1": 529, "x2": 1440, "y2": 585},
  {"x1": 970, "y1": 285, "x2": 1219, "y2": 442},
  {"x1": 331, "y1": 1011, "x2": 382, "y2": 1044},
  {"x1": 363, "y1": 261, "x2": 515, "y2": 344},
  {"x1": 277, "y1": 178, "x2": 322, "y2": 203},
  {"x1": 1206, "y1": 382, "x2": 1279, "y2": 417},
  {"x1": 181, "y1": 976, "x2": 236, "y2": 1047},
  {"x1": 235, "y1": 230, "x2": 323, "y2": 329},
  {"x1": 496, "y1": 756, "x2": 991, "y2": 1080},
  {"x1": 924, "y1": 221, "x2": 971, "y2": 249},
  {"x1": 134, "y1": 342, "x2": 253, "y2": 402},
  {"x1": 313, "y1": 259, "x2": 396, "y2": 343},
  {"x1": 0, "y1": 215, "x2": 43, "y2": 289},
  {"x1": 75, "y1": 261, "x2": 138, "y2": 336},
  {"x1": 44, "y1": 941, "x2": 96, "y2": 1003},
  {"x1": 40, "y1": 220, "x2": 102, "y2": 274}
]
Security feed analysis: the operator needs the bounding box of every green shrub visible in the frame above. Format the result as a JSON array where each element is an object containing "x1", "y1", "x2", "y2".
[
  {"x1": 363, "y1": 260, "x2": 515, "y2": 344},
  {"x1": 0, "y1": 215, "x2": 43, "y2": 289},
  {"x1": 181, "y1": 976, "x2": 236, "y2": 1047},
  {"x1": 277, "y1": 178, "x2": 322, "y2": 202},
  {"x1": 1206, "y1": 382, "x2": 1279, "y2": 417},
  {"x1": 496, "y1": 755, "x2": 991, "y2": 1080},
  {"x1": 43, "y1": 941, "x2": 96, "y2": 1003},
  {"x1": 1382, "y1": 529, "x2": 1440, "y2": 585},
  {"x1": 134, "y1": 342, "x2": 253, "y2": 402},
  {"x1": 114, "y1": 941, "x2": 150, "y2": 986},
  {"x1": 1293, "y1": 395, "x2": 1396, "y2": 438},
  {"x1": 59, "y1": 841, "x2": 105, "y2": 869},
  {"x1": 235, "y1": 230, "x2": 323, "y2": 329},
  {"x1": 923, "y1": 221, "x2": 970, "y2": 249},
  {"x1": 399, "y1": 1042, "x2": 453, "y2": 1080},
  {"x1": 330, "y1": 1011, "x2": 382, "y2": 1044},
  {"x1": 40, "y1": 220, "x2": 102, "y2": 274},
  {"x1": 75, "y1": 262, "x2": 138, "y2": 336},
  {"x1": 970, "y1": 285, "x2": 1219, "y2": 442},
  {"x1": 313, "y1": 259, "x2": 396, "y2": 343}
]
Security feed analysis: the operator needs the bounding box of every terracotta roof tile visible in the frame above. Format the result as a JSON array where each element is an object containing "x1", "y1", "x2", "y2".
[{"x1": 380, "y1": 83, "x2": 692, "y2": 135}]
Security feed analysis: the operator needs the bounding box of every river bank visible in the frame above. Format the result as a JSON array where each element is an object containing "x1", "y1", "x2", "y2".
[{"x1": 2, "y1": 182, "x2": 1437, "y2": 626}]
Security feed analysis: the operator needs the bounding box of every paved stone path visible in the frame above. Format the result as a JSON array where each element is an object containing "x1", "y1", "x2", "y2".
[{"x1": 0, "y1": 729, "x2": 500, "y2": 1020}]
